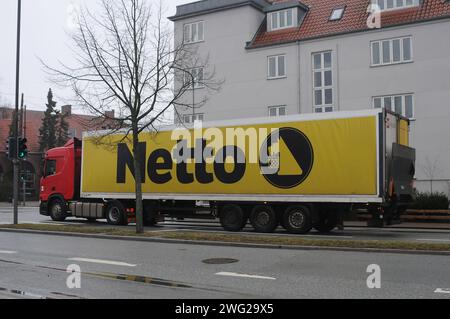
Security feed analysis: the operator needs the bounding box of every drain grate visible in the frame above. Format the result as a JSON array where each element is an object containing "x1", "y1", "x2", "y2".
[{"x1": 202, "y1": 258, "x2": 239, "y2": 265}]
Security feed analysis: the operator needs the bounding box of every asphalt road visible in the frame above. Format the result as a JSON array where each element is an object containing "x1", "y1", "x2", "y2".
[
  {"x1": 0, "y1": 230, "x2": 449, "y2": 299},
  {"x1": 1, "y1": 206, "x2": 450, "y2": 244}
]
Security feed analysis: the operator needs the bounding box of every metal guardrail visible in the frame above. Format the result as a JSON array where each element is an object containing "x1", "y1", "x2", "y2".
[{"x1": 357, "y1": 210, "x2": 450, "y2": 222}]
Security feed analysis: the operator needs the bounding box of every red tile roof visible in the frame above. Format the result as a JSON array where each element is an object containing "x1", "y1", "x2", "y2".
[
  {"x1": 0, "y1": 107, "x2": 108, "y2": 154},
  {"x1": 249, "y1": 0, "x2": 450, "y2": 48}
]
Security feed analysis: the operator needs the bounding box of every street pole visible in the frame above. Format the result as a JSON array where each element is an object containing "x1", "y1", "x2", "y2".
[{"x1": 13, "y1": 0, "x2": 22, "y2": 225}]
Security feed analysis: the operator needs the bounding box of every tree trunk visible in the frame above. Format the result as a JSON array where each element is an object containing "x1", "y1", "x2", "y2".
[{"x1": 132, "y1": 125, "x2": 144, "y2": 234}]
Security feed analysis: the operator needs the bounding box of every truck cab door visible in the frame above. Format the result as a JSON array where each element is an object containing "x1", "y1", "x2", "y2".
[{"x1": 41, "y1": 157, "x2": 66, "y2": 200}]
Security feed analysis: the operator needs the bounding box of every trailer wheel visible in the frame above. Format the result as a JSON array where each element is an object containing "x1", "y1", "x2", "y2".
[
  {"x1": 49, "y1": 198, "x2": 67, "y2": 222},
  {"x1": 219, "y1": 205, "x2": 247, "y2": 232},
  {"x1": 250, "y1": 205, "x2": 278, "y2": 233},
  {"x1": 282, "y1": 205, "x2": 312, "y2": 234},
  {"x1": 106, "y1": 201, "x2": 127, "y2": 226},
  {"x1": 314, "y1": 210, "x2": 338, "y2": 233}
]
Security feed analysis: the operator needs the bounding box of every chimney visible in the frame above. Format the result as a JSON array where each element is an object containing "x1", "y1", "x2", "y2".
[
  {"x1": 105, "y1": 110, "x2": 115, "y2": 119},
  {"x1": 62, "y1": 105, "x2": 72, "y2": 116}
]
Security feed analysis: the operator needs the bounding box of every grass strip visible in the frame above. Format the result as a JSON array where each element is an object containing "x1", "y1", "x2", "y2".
[{"x1": 1, "y1": 224, "x2": 450, "y2": 252}]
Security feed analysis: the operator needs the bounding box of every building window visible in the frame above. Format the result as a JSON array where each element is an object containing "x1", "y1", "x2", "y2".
[
  {"x1": 371, "y1": 36, "x2": 412, "y2": 66},
  {"x1": 183, "y1": 113, "x2": 204, "y2": 124},
  {"x1": 312, "y1": 51, "x2": 333, "y2": 113},
  {"x1": 373, "y1": 0, "x2": 420, "y2": 11},
  {"x1": 268, "y1": 55, "x2": 286, "y2": 79},
  {"x1": 373, "y1": 94, "x2": 414, "y2": 118},
  {"x1": 329, "y1": 7, "x2": 345, "y2": 21},
  {"x1": 268, "y1": 106, "x2": 287, "y2": 117},
  {"x1": 183, "y1": 21, "x2": 204, "y2": 44},
  {"x1": 268, "y1": 8, "x2": 296, "y2": 31},
  {"x1": 184, "y1": 67, "x2": 204, "y2": 89}
]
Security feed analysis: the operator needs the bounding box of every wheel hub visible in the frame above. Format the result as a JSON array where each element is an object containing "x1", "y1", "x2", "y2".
[
  {"x1": 256, "y1": 211, "x2": 270, "y2": 226},
  {"x1": 289, "y1": 211, "x2": 305, "y2": 228}
]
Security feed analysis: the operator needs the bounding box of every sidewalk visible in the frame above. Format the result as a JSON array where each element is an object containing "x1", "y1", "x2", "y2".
[{"x1": 0, "y1": 202, "x2": 40, "y2": 208}]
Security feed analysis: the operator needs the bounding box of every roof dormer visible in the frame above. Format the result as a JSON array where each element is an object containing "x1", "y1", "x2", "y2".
[
  {"x1": 264, "y1": 1, "x2": 308, "y2": 32},
  {"x1": 372, "y1": 0, "x2": 421, "y2": 12}
]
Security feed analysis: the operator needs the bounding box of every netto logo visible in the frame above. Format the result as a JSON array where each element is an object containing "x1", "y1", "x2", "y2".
[
  {"x1": 116, "y1": 126, "x2": 313, "y2": 189},
  {"x1": 260, "y1": 128, "x2": 314, "y2": 189}
]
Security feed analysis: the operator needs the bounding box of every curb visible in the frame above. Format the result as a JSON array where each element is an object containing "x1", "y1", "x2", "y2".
[{"x1": 1, "y1": 227, "x2": 450, "y2": 256}]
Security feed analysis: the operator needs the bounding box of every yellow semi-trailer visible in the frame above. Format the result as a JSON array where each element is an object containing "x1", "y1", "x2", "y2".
[{"x1": 39, "y1": 109, "x2": 416, "y2": 234}]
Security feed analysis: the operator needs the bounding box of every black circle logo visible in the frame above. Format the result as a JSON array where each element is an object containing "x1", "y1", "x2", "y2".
[{"x1": 260, "y1": 127, "x2": 314, "y2": 189}]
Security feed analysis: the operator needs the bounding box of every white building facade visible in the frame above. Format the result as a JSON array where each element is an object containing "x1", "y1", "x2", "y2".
[{"x1": 169, "y1": 0, "x2": 450, "y2": 195}]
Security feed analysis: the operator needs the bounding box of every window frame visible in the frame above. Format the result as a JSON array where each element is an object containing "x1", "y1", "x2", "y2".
[
  {"x1": 312, "y1": 51, "x2": 334, "y2": 114},
  {"x1": 268, "y1": 105, "x2": 287, "y2": 117},
  {"x1": 268, "y1": 8, "x2": 296, "y2": 31},
  {"x1": 183, "y1": 21, "x2": 205, "y2": 44},
  {"x1": 267, "y1": 55, "x2": 287, "y2": 80},
  {"x1": 374, "y1": 0, "x2": 420, "y2": 12},
  {"x1": 329, "y1": 6, "x2": 346, "y2": 21},
  {"x1": 372, "y1": 93, "x2": 415, "y2": 119},
  {"x1": 184, "y1": 67, "x2": 205, "y2": 89},
  {"x1": 183, "y1": 113, "x2": 204, "y2": 124},
  {"x1": 371, "y1": 36, "x2": 413, "y2": 67}
]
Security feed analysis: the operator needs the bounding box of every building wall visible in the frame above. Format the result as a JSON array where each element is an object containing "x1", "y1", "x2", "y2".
[
  {"x1": 174, "y1": 6, "x2": 450, "y2": 195},
  {"x1": 297, "y1": 20, "x2": 450, "y2": 194}
]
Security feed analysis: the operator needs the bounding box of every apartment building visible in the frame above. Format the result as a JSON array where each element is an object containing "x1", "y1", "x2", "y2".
[{"x1": 169, "y1": 0, "x2": 450, "y2": 194}]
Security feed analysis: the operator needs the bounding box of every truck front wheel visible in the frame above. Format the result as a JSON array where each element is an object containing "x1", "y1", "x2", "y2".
[
  {"x1": 282, "y1": 205, "x2": 312, "y2": 234},
  {"x1": 49, "y1": 198, "x2": 67, "y2": 222},
  {"x1": 106, "y1": 201, "x2": 127, "y2": 226},
  {"x1": 219, "y1": 205, "x2": 247, "y2": 232},
  {"x1": 250, "y1": 205, "x2": 278, "y2": 233}
]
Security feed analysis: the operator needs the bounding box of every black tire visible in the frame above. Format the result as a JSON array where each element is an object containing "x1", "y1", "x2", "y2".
[
  {"x1": 314, "y1": 210, "x2": 338, "y2": 233},
  {"x1": 219, "y1": 205, "x2": 247, "y2": 232},
  {"x1": 282, "y1": 205, "x2": 313, "y2": 234},
  {"x1": 106, "y1": 201, "x2": 127, "y2": 226},
  {"x1": 49, "y1": 198, "x2": 67, "y2": 222},
  {"x1": 144, "y1": 202, "x2": 159, "y2": 227},
  {"x1": 250, "y1": 205, "x2": 278, "y2": 233}
]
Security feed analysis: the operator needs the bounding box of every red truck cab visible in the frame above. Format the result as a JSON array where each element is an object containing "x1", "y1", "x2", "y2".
[{"x1": 40, "y1": 138, "x2": 82, "y2": 220}]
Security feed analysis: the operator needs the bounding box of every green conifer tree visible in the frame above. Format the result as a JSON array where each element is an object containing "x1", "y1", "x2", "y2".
[{"x1": 38, "y1": 89, "x2": 58, "y2": 152}]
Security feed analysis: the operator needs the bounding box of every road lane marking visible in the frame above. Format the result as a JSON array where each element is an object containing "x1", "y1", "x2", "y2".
[
  {"x1": 435, "y1": 288, "x2": 450, "y2": 294},
  {"x1": 215, "y1": 272, "x2": 276, "y2": 280},
  {"x1": 68, "y1": 258, "x2": 136, "y2": 267},
  {"x1": 417, "y1": 239, "x2": 450, "y2": 243},
  {"x1": 0, "y1": 251, "x2": 17, "y2": 254}
]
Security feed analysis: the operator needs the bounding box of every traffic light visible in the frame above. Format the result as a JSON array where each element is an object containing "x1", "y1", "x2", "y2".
[
  {"x1": 18, "y1": 138, "x2": 28, "y2": 160},
  {"x1": 6, "y1": 137, "x2": 17, "y2": 160}
]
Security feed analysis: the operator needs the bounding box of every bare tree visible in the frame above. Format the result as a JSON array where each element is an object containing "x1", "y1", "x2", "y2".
[
  {"x1": 422, "y1": 156, "x2": 441, "y2": 193},
  {"x1": 44, "y1": 0, "x2": 219, "y2": 233}
]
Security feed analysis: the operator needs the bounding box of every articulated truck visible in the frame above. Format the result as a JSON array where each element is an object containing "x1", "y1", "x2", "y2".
[{"x1": 39, "y1": 109, "x2": 416, "y2": 234}]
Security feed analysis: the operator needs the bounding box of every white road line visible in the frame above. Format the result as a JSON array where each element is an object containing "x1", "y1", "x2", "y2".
[
  {"x1": 417, "y1": 239, "x2": 450, "y2": 243},
  {"x1": 0, "y1": 250, "x2": 17, "y2": 254},
  {"x1": 68, "y1": 257, "x2": 136, "y2": 267},
  {"x1": 435, "y1": 288, "x2": 450, "y2": 294},
  {"x1": 216, "y1": 272, "x2": 276, "y2": 280}
]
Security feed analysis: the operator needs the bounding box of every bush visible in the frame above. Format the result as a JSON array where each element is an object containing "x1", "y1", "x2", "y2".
[{"x1": 411, "y1": 192, "x2": 449, "y2": 210}]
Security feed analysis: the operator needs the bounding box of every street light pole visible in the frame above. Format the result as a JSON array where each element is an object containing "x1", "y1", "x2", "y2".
[{"x1": 13, "y1": 0, "x2": 22, "y2": 225}]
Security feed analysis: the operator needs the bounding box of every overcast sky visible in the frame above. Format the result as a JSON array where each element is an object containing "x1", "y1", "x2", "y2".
[{"x1": 0, "y1": 0, "x2": 190, "y2": 112}]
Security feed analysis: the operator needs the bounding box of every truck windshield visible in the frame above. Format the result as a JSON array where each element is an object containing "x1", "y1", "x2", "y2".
[{"x1": 44, "y1": 159, "x2": 57, "y2": 177}]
